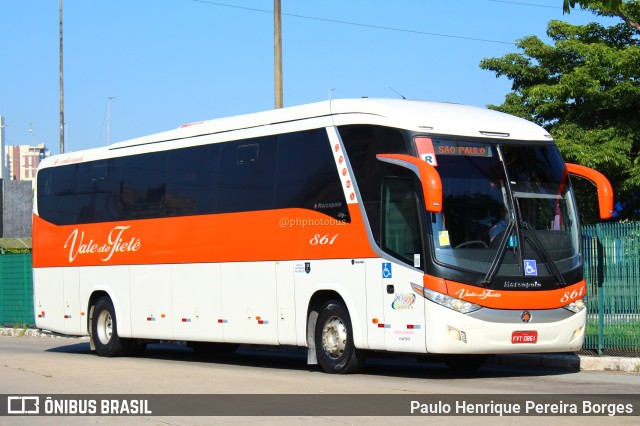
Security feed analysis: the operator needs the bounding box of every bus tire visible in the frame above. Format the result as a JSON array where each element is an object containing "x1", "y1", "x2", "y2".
[
  {"x1": 91, "y1": 296, "x2": 130, "y2": 357},
  {"x1": 315, "y1": 300, "x2": 365, "y2": 374}
]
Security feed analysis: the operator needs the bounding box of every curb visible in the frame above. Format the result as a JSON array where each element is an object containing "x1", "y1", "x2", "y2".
[
  {"x1": 2, "y1": 328, "x2": 638, "y2": 373},
  {"x1": 0, "y1": 327, "x2": 88, "y2": 339},
  {"x1": 493, "y1": 353, "x2": 640, "y2": 373}
]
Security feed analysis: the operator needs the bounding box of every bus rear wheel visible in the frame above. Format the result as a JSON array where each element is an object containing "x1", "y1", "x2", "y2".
[
  {"x1": 314, "y1": 300, "x2": 365, "y2": 374},
  {"x1": 91, "y1": 296, "x2": 130, "y2": 357}
]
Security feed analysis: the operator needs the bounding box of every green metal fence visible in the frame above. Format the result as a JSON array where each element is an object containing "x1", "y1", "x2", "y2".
[
  {"x1": 0, "y1": 253, "x2": 34, "y2": 327},
  {"x1": 582, "y1": 222, "x2": 640, "y2": 355}
]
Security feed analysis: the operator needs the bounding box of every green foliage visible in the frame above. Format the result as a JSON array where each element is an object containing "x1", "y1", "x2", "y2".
[
  {"x1": 563, "y1": 0, "x2": 623, "y2": 14},
  {"x1": 0, "y1": 248, "x2": 31, "y2": 254},
  {"x1": 480, "y1": 3, "x2": 640, "y2": 223},
  {"x1": 563, "y1": 1, "x2": 640, "y2": 32}
]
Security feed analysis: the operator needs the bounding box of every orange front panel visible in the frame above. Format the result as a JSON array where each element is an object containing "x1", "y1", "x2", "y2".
[
  {"x1": 33, "y1": 205, "x2": 376, "y2": 268},
  {"x1": 423, "y1": 274, "x2": 586, "y2": 310}
]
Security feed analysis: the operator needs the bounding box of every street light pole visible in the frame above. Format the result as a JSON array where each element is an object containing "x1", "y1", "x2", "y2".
[
  {"x1": 59, "y1": 0, "x2": 65, "y2": 154},
  {"x1": 29, "y1": 125, "x2": 35, "y2": 145},
  {"x1": 107, "y1": 97, "x2": 116, "y2": 146}
]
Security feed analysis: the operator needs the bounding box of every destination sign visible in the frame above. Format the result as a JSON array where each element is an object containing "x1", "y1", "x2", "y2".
[{"x1": 434, "y1": 142, "x2": 492, "y2": 157}]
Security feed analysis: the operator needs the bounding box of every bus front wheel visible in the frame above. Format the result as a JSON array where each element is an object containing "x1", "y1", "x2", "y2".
[
  {"x1": 314, "y1": 300, "x2": 365, "y2": 374},
  {"x1": 91, "y1": 296, "x2": 130, "y2": 357}
]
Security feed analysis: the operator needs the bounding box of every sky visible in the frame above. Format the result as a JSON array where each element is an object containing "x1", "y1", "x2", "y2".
[{"x1": 0, "y1": 0, "x2": 618, "y2": 154}]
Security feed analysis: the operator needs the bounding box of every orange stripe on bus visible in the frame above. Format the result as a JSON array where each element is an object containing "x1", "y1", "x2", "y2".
[
  {"x1": 423, "y1": 274, "x2": 586, "y2": 310},
  {"x1": 32, "y1": 205, "x2": 376, "y2": 268}
]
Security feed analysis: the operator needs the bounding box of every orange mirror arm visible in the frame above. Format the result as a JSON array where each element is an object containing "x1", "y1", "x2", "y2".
[
  {"x1": 376, "y1": 154, "x2": 442, "y2": 213},
  {"x1": 566, "y1": 163, "x2": 614, "y2": 220}
]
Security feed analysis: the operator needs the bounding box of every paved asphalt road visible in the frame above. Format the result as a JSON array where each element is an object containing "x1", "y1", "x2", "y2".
[{"x1": 0, "y1": 335, "x2": 638, "y2": 425}]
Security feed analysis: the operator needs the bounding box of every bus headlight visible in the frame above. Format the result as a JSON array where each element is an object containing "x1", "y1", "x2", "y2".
[
  {"x1": 411, "y1": 283, "x2": 481, "y2": 314},
  {"x1": 563, "y1": 297, "x2": 586, "y2": 313}
]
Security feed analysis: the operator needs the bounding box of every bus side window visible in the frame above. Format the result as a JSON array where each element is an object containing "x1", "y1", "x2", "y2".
[
  {"x1": 166, "y1": 144, "x2": 217, "y2": 216},
  {"x1": 93, "y1": 159, "x2": 121, "y2": 223},
  {"x1": 119, "y1": 151, "x2": 167, "y2": 220},
  {"x1": 339, "y1": 125, "x2": 410, "y2": 245},
  {"x1": 381, "y1": 177, "x2": 423, "y2": 268},
  {"x1": 218, "y1": 136, "x2": 277, "y2": 213},
  {"x1": 275, "y1": 129, "x2": 349, "y2": 221},
  {"x1": 36, "y1": 169, "x2": 54, "y2": 220},
  {"x1": 237, "y1": 143, "x2": 259, "y2": 165},
  {"x1": 40, "y1": 165, "x2": 77, "y2": 225}
]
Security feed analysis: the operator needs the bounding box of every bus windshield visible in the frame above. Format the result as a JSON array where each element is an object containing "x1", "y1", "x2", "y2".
[{"x1": 425, "y1": 139, "x2": 580, "y2": 280}]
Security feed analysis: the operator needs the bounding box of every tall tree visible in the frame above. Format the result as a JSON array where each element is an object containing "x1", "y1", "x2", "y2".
[
  {"x1": 480, "y1": 1, "x2": 640, "y2": 222},
  {"x1": 563, "y1": 0, "x2": 623, "y2": 13},
  {"x1": 563, "y1": 0, "x2": 639, "y2": 31}
]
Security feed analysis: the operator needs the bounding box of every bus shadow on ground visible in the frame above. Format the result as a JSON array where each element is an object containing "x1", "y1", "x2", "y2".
[{"x1": 46, "y1": 341, "x2": 573, "y2": 380}]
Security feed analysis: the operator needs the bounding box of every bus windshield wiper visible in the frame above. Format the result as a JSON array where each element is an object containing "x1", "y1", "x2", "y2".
[
  {"x1": 520, "y1": 221, "x2": 566, "y2": 287},
  {"x1": 478, "y1": 220, "x2": 516, "y2": 287}
]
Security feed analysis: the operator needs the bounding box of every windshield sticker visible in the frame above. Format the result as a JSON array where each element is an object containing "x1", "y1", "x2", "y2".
[
  {"x1": 434, "y1": 141, "x2": 492, "y2": 157},
  {"x1": 415, "y1": 137, "x2": 437, "y2": 166},
  {"x1": 524, "y1": 259, "x2": 538, "y2": 276},
  {"x1": 438, "y1": 231, "x2": 450, "y2": 247}
]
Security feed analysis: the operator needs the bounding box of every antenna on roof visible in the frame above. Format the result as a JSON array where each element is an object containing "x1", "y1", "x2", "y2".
[
  {"x1": 389, "y1": 87, "x2": 406, "y2": 100},
  {"x1": 329, "y1": 88, "x2": 336, "y2": 126}
]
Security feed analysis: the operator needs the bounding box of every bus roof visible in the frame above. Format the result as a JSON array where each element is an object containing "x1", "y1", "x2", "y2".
[
  {"x1": 108, "y1": 98, "x2": 551, "y2": 150},
  {"x1": 41, "y1": 99, "x2": 553, "y2": 169}
]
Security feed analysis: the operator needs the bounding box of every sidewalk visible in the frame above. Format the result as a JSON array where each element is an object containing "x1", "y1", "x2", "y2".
[
  {"x1": 2, "y1": 327, "x2": 638, "y2": 373},
  {"x1": 492, "y1": 353, "x2": 640, "y2": 373}
]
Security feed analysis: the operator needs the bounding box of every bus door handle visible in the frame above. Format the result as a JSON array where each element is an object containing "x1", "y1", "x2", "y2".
[{"x1": 386, "y1": 285, "x2": 395, "y2": 294}]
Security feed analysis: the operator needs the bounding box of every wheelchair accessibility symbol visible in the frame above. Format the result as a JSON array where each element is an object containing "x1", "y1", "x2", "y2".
[
  {"x1": 382, "y1": 262, "x2": 393, "y2": 279},
  {"x1": 524, "y1": 259, "x2": 538, "y2": 276}
]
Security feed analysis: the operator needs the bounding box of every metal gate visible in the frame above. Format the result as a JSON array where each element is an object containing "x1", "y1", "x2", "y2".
[
  {"x1": 0, "y1": 253, "x2": 34, "y2": 327},
  {"x1": 583, "y1": 222, "x2": 640, "y2": 355}
]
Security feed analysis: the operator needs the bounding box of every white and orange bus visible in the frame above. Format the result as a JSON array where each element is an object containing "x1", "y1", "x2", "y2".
[{"x1": 33, "y1": 98, "x2": 613, "y2": 373}]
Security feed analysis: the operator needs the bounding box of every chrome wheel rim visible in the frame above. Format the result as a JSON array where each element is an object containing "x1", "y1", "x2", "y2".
[
  {"x1": 96, "y1": 310, "x2": 113, "y2": 345},
  {"x1": 321, "y1": 316, "x2": 347, "y2": 359}
]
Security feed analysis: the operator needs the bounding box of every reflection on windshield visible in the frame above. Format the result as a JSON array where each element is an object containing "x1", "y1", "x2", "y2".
[{"x1": 426, "y1": 139, "x2": 580, "y2": 279}]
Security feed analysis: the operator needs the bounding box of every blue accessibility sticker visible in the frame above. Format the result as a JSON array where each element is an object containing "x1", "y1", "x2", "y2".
[
  {"x1": 524, "y1": 259, "x2": 538, "y2": 276},
  {"x1": 382, "y1": 262, "x2": 392, "y2": 279}
]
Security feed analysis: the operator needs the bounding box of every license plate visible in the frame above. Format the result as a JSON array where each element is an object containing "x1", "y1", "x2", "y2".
[{"x1": 511, "y1": 330, "x2": 538, "y2": 344}]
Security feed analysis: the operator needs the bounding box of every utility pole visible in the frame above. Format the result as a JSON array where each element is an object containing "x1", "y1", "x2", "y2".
[
  {"x1": 274, "y1": 0, "x2": 283, "y2": 109},
  {"x1": 59, "y1": 0, "x2": 65, "y2": 154}
]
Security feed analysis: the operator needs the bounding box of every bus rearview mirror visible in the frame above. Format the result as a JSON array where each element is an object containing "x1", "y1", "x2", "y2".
[
  {"x1": 565, "y1": 163, "x2": 614, "y2": 220},
  {"x1": 376, "y1": 154, "x2": 443, "y2": 213}
]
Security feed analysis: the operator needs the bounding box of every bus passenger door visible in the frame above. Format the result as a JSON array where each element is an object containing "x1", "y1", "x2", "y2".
[
  {"x1": 379, "y1": 178, "x2": 427, "y2": 353},
  {"x1": 380, "y1": 262, "x2": 426, "y2": 352}
]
